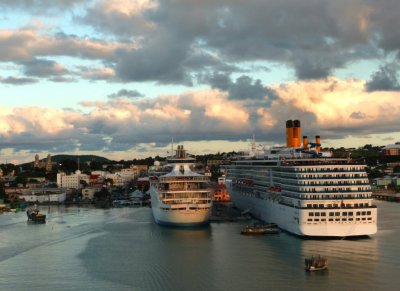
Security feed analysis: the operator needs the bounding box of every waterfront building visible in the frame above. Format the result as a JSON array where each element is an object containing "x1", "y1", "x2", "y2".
[
  {"x1": 19, "y1": 188, "x2": 66, "y2": 203},
  {"x1": 382, "y1": 143, "x2": 400, "y2": 156},
  {"x1": 57, "y1": 170, "x2": 90, "y2": 189}
]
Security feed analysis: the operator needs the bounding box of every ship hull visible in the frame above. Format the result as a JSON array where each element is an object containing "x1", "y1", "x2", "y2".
[
  {"x1": 227, "y1": 183, "x2": 377, "y2": 238},
  {"x1": 150, "y1": 188, "x2": 211, "y2": 226}
]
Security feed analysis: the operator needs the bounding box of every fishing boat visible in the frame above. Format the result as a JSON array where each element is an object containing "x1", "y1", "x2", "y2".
[
  {"x1": 304, "y1": 255, "x2": 328, "y2": 271},
  {"x1": 26, "y1": 208, "x2": 46, "y2": 223}
]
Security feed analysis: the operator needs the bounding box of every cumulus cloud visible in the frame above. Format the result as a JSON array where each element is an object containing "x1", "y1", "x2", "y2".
[
  {"x1": 19, "y1": 58, "x2": 69, "y2": 77},
  {"x1": 108, "y1": 89, "x2": 144, "y2": 99},
  {"x1": 76, "y1": 0, "x2": 390, "y2": 83},
  {"x1": 0, "y1": 28, "x2": 135, "y2": 62},
  {"x1": 350, "y1": 111, "x2": 367, "y2": 120},
  {"x1": 270, "y1": 77, "x2": 400, "y2": 138},
  {"x1": 0, "y1": 89, "x2": 251, "y2": 154},
  {"x1": 365, "y1": 63, "x2": 400, "y2": 91},
  {"x1": 0, "y1": 76, "x2": 38, "y2": 85},
  {"x1": 1, "y1": 77, "x2": 400, "y2": 157},
  {"x1": 1, "y1": 0, "x2": 400, "y2": 86}
]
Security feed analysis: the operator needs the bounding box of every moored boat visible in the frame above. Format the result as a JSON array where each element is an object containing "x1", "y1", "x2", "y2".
[
  {"x1": 149, "y1": 145, "x2": 212, "y2": 226},
  {"x1": 305, "y1": 255, "x2": 328, "y2": 271},
  {"x1": 241, "y1": 223, "x2": 279, "y2": 235},
  {"x1": 225, "y1": 120, "x2": 377, "y2": 238}
]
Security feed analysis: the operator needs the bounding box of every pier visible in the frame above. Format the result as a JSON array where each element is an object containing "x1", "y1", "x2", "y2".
[
  {"x1": 372, "y1": 190, "x2": 400, "y2": 202},
  {"x1": 210, "y1": 202, "x2": 241, "y2": 222}
]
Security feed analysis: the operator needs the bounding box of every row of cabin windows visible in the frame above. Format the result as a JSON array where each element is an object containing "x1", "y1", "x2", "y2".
[
  {"x1": 284, "y1": 180, "x2": 368, "y2": 186},
  {"x1": 307, "y1": 217, "x2": 373, "y2": 222},
  {"x1": 289, "y1": 167, "x2": 365, "y2": 173},
  {"x1": 306, "y1": 203, "x2": 369, "y2": 208},
  {"x1": 308, "y1": 211, "x2": 372, "y2": 217}
]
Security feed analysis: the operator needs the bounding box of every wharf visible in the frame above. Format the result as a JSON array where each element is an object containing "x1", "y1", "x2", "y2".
[
  {"x1": 210, "y1": 202, "x2": 241, "y2": 222},
  {"x1": 372, "y1": 192, "x2": 400, "y2": 202}
]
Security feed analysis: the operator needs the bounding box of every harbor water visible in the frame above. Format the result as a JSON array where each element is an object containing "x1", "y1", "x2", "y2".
[{"x1": 0, "y1": 200, "x2": 399, "y2": 291}]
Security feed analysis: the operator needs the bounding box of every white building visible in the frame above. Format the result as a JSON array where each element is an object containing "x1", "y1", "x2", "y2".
[
  {"x1": 103, "y1": 168, "x2": 139, "y2": 186},
  {"x1": 20, "y1": 190, "x2": 66, "y2": 203},
  {"x1": 57, "y1": 170, "x2": 90, "y2": 189}
]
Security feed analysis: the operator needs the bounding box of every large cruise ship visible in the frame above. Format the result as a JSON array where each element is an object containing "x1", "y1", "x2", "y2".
[
  {"x1": 149, "y1": 145, "x2": 212, "y2": 226},
  {"x1": 225, "y1": 120, "x2": 377, "y2": 238}
]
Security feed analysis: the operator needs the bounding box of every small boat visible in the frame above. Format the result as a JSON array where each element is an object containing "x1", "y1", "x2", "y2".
[
  {"x1": 26, "y1": 209, "x2": 46, "y2": 223},
  {"x1": 241, "y1": 223, "x2": 279, "y2": 235},
  {"x1": 305, "y1": 255, "x2": 328, "y2": 271}
]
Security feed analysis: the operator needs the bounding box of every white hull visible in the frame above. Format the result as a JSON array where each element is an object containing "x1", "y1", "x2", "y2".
[
  {"x1": 150, "y1": 187, "x2": 211, "y2": 226},
  {"x1": 227, "y1": 183, "x2": 377, "y2": 237}
]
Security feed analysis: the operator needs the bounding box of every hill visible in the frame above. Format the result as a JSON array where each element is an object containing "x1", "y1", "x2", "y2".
[{"x1": 50, "y1": 154, "x2": 111, "y2": 164}]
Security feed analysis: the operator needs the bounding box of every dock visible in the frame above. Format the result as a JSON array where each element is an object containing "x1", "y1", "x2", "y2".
[
  {"x1": 210, "y1": 202, "x2": 242, "y2": 222},
  {"x1": 372, "y1": 192, "x2": 400, "y2": 202}
]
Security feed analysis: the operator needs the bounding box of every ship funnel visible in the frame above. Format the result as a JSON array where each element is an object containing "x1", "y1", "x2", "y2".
[
  {"x1": 315, "y1": 136, "x2": 321, "y2": 153},
  {"x1": 293, "y1": 120, "x2": 301, "y2": 148},
  {"x1": 303, "y1": 136, "x2": 309, "y2": 149},
  {"x1": 286, "y1": 120, "x2": 294, "y2": 147}
]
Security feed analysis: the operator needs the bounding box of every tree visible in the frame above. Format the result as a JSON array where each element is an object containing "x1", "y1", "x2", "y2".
[{"x1": 59, "y1": 159, "x2": 78, "y2": 174}]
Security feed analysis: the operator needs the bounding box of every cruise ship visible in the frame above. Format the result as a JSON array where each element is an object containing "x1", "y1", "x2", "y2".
[
  {"x1": 225, "y1": 120, "x2": 377, "y2": 238},
  {"x1": 149, "y1": 145, "x2": 212, "y2": 226}
]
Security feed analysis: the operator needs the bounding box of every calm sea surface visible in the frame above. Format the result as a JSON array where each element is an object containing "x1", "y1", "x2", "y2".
[{"x1": 0, "y1": 200, "x2": 399, "y2": 291}]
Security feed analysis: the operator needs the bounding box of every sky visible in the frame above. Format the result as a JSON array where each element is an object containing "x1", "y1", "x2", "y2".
[{"x1": 1, "y1": 0, "x2": 400, "y2": 164}]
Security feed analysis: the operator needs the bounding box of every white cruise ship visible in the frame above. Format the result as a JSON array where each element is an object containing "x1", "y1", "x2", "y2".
[
  {"x1": 149, "y1": 145, "x2": 212, "y2": 226},
  {"x1": 225, "y1": 120, "x2": 377, "y2": 238}
]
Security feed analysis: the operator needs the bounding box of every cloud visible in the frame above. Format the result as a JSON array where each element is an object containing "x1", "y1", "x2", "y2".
[
  {"x1": 365, "y1": 63, "x2": 400, "y2": 91},
  {"x1": 2, "y1": 0, "x2": 400, "y2": 85},
  {"x1": 108, "y1": 89, "x2": 144, "y2": 99},
  {"x1": 201, "y1": 73, "x2": 279, "y2": 113},
  {"x1": 0, "y1": 76, "x2": 38, "y2": 85},
  {"x1": 19, "y1": 58, "x2": 68, "y2": 77},
  {"x1": 79, "y1": 66, "x2": 115, "y2": 80},
  {"x1": 270, "y1": 77, "x2": 400, "y2": 138},
  {"x1": 1, "y1": 77, "x2": 400, "y2": 157},
  {"x1": 0, "y1": 28, "x2": 136, "y2": 62},
  {"x1": 349, "y1": 111, "x2": 367, "y2": 119}
]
